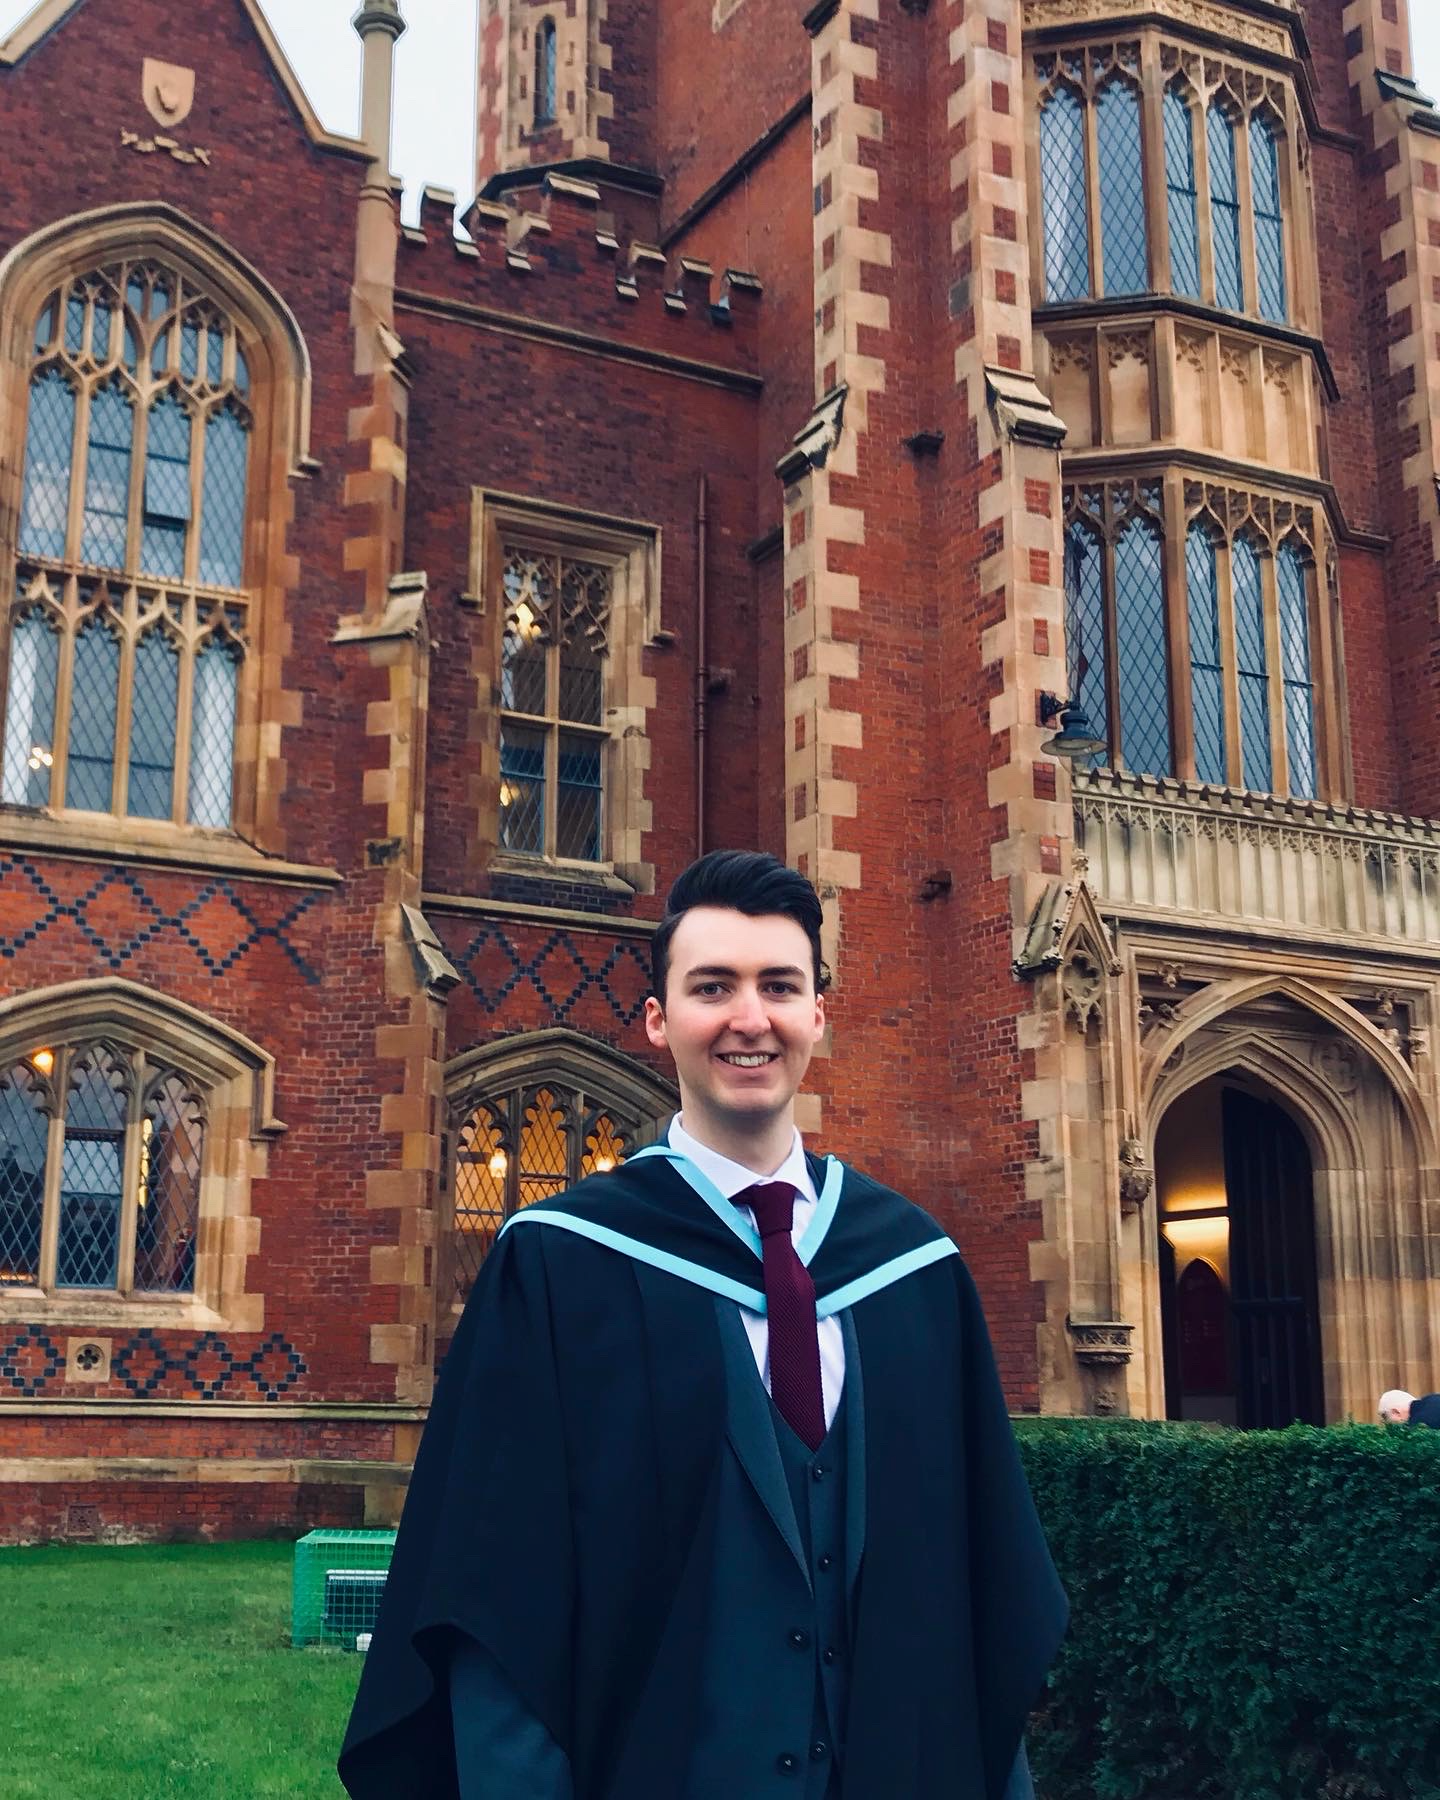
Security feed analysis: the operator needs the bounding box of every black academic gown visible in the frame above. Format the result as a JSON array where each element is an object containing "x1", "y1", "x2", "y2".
[
  {"x1": 1410, "y1": 1393, "x2": 1440, "y2": 1428},
  {"x1": 339, "y1": 1153, "x2": 1067, "y2": 1800}
]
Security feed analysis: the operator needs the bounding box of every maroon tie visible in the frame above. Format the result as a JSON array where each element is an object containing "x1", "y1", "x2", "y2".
[{"x1": 739, "y1": 1181, "x2": 826, "y2": 1451}]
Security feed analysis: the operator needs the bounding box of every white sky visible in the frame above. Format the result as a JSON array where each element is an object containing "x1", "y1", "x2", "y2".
[{"x1": 0, "y1": 0, "x2": 1437, "y2": 224}]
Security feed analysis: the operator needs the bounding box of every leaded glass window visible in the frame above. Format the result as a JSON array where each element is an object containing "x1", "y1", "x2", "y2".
[
  {"x1": 1, "y1": 260, "x2": 252, "y2": 828},
  {"x1": 0, "y1": 1039, "x2": 204, "y2": 1296},
  {"x1": 1232, "y1": 536, "x2": 1272, "y2": 793},
  {"x1": 535, "y1": 17, "x2": 558, "y2": 126},
  {"x1": 1040, "y1": 88, "x2": 1091, "y2": 302},
  {"x1": 448, "y1": 1080, "x2": 634, "y2": 1298},
  {"x1": 1164, "y1": 87, "x2": 1201, "y2": 300},
  {"x1": 1114, "y1": 517, "x2": 1172, "y2": 776},
  {"x1": 1186, "y1": 525, "x2": 1226, "y2": 785},
  {"x1": 1250, "y1": 114, "x2": 1288, "y2": 323},
  {"x1": 1097, "y1": 80, "x2": 1148, "y2": 297},
  {"x1": 499, "y1": 545, "x2": 612, "y2": 863},
  {"x1": 1064, "y1": 520, "x2": 1109, "y2": 764},
  {"x1": 1208, "y1": 104, "x2": 1244, "y2": 313},
  {"x1": 1276, "y1": 542, "x2": 1315, "y2": 798}
]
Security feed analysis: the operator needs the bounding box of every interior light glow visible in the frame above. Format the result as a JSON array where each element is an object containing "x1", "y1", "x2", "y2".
[
  {"x1": 30, "y1": 1047, "x2": 55, "y2": 1075},
  {"x1": 487, "y1": 1150, "x2": 508, "y2": 1177}
]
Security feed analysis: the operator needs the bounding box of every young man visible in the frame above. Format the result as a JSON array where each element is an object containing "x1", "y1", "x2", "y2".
[{"x1": 340, "y1": 851, "x2": 1066, "y2": 1799}]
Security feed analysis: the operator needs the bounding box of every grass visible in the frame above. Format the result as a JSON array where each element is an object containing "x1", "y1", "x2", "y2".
[{"x1": 0, "y1": 1541, "x2": 363, "y2": 1798}]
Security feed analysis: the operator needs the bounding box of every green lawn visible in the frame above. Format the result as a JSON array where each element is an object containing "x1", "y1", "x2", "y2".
[{"x1": 1, "y1": 1542, "x2": 363, "y2": 1798}]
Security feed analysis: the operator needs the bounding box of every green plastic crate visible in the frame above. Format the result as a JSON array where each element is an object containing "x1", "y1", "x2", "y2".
[{"x1": 291, "y1": 1528, "x2": 396, "y2": 1648}]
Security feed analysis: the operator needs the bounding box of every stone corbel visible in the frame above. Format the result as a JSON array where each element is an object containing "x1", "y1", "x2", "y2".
[
  {"x1": 984, "y1": 366, "x2": 1066, "y2": 449},
  {"x1": 1067, "y1": 1317, "x2": 1135, "y2": 1416},
  {"x1": 332, "y1": 570, "x2": 429, "y2": 645},
  {"x1": 1118, "y1": 1135, "x2": 1154, "y2": 1216},
  {"x1": 775, "y1": 384, "x2": 848, "y2": 485},
  {"x1": 399, "y1": 904, "x2": 460, "y2": 999}
]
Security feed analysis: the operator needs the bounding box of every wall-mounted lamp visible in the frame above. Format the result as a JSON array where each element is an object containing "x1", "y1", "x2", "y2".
[{"x1": 1039, "y1": 693, "x2": 1106, "y2": 761}]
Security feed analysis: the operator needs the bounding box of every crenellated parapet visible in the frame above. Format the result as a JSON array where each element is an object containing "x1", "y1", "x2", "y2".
[{"x1": 392, "y1": 174, "x2": 761, "y2": 373}]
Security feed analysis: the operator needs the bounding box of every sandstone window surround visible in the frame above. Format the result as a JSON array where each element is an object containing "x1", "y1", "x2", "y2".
[
  {"x1": 440, "y1": 1030, "x2": 674, "y2": 1303},
  {"x1": 2, "y1": 263, "x2": 251, "y2": 831},
  {"x1": 1063, "y1": 477, "x2": 1338, "y2": 802},
  {"x1": 0, "y1": 980, "x2": 279, "y2": 1331},
  {"x1": 534, "y1": 15, "x2": 558, "y2": 126},
  {"x1": 1032, "y1": 35, "x2": 1306, "y2": 330},
  {"x1": 467, "y1": 490, "x2": 660, "y2": 894}
]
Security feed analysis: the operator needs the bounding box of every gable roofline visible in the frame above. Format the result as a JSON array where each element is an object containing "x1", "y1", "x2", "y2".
[{"x1": 0, "y1": 0, "x2": 370, "y2": 160}]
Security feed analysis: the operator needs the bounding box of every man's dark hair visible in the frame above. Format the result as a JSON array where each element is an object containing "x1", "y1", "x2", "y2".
[{"x1": 650, "y1": 850, "x2": 827, "y2": 1002}]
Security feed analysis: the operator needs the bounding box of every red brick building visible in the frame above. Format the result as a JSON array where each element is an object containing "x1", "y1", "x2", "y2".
[{"x1": 2, "y1": 0, "x2": 1439, "y2": 1539}]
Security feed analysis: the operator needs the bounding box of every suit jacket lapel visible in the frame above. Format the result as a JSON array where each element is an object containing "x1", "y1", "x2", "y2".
[{"x1": 713, "y1": 1297, "x2": 811, "y2": 1589}]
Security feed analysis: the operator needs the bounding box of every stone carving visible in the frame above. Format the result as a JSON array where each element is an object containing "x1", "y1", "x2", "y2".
[
  {"x1": 1139, "y1": 996, "x2": 1180, "y2": 1034},
  {"x1": 1107, "y1": 331, "x2": 1150, "y2": 369},
  {"x1": 1315, "y1": 1039, "x2": 1361, "y2": 1096},
  {"x1": 1022, "y1": 0, "x2": 1290, "y2": 57},
  {"x1": 120, "y1": 128, "x2": 212, "y2": 165},
  {"x1": 1118, "y1": 1137, "x2": 1154, "y2": 1215},
  {"x1": 142, "y1": 58, "x2": 195, "y2": 128},
  {"x1": 1067, "y1": 1317, "x2": 1135, "y2": 1415},
  {"x1": 1063, "y1": 946, "x2": 1106, "y2": 1031}
]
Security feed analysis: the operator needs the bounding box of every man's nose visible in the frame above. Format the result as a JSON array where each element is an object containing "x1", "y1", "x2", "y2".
[{"x1": 727, "y1": 986, "x2": 770, "y2": 1034}]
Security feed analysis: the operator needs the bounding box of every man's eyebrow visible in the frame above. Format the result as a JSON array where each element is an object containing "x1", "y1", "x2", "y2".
[{"x1": 681, "y1": 964, "x2": 807, "y2": 980}]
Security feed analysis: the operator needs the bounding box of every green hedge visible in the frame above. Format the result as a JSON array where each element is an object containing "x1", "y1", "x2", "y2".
[{"x1": 1016, "y1": 1418, "x2": 1440, "y2": 1800}]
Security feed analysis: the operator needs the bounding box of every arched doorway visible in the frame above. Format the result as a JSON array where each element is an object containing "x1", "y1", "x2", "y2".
[{"x1": 1156, "y1": 1076, "x2": 1323, "y2": 1428}]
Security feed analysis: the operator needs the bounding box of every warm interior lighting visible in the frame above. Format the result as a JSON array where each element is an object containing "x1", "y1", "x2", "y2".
[
  {"x1": 1162, "y1": 1216, "x2": 1229, "y2": 1247},
  {"x1": 137, "y1": 1116, "x2": 153, "y2": 1209},
  {"x1": 592, "y1": 1155, "x2": 615, "y2": 1173},
  {"x1": 30, "y1": 1047, "x2": 54, "y2": 1075},
  {"x1": 27, "y1": 744, "x2": 53, "y2": 771},
  {"x1": 487, "y1": 1150, "x2": 508, "y2": 1177},
  {"x1": 512, "y1": 600, "x2": 542, "y2": 641}
]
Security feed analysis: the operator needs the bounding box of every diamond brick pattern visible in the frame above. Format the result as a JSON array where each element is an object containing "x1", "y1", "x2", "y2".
[
  {"x1": 445, "y1": 922, "x2": 651, "y2": 1027},
  {"x1": 19, "y1": 368, "x2": 75, "y2": 559},
  {"x1": 0, "y1": 857, "x2": 322, "y2": 983},
  {"x1": 107, "y1": 1328, "x2": 307, "y2": 1400},
  {"x1": 1114, "y1": 519, "x2": 1172, "y2": 777},
  {"x1": 1097, "y1": 80, "x2": 1148, "y2": 297},
  {"x1": 0, "y1": 1327, "x2": 63, "y2": 1395},
  {"x1": 1165, "y1": 89, "x2": 1201, "y2": 300},
  {"x1": 1186, "y1": 525, "x2": 1226, "y2": 785},
  {"x1": 1040, "y1": 89, "x2": 1090, "y2": 301},
  {"x1": 1232, "y1": 537, "x2": 1273, "y2": 792}
]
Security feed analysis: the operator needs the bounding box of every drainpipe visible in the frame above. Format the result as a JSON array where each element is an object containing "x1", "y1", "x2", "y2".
[{"x1": 695, "y1": 474, "x2": 709, "y2": 857}]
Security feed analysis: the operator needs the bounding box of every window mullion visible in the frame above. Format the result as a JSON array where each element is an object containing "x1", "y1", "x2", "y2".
[
  {"x1": 64, "y1": 380, "x2": 95, "y2": 567},
  {"x1": 1194, "y1": 89, "x2": 1217, "y2": 304},
  {"x1": 186, "y1": 402, "x2": 207, "y2": 589},
  {"x1": 545, "y1": 643, "x2": 560, "y2": 857},
  {"x1": 1215, "y1": 531, "x2": 1242, "y2": 790},
  {"x1": 111, "y1": 586, "x2": 138, "y2": 817},
  {"x1": 1163, "y1": 477, "x2": 1194, "y2": 780},
  {"x1": 1235, "y1": 108, "x2": 1260, "y2": 316},
  {"x1": 1140, "y1": 37, "x2": 1169, "y2": 295},
  {"x1": 1312, "y1": 537, "x2": 1340, "y2": 804},
  {"x1": 505, "y1": 1088, "x2": 520, "y2": 1220},
  {"x1": 1083, "y1": 77, "x2": 1105, "y2": 298},
  {"x1": 127, "y1": 385, "x2": 151, "y2": 583},
  {"x1": 36, "y1": 1053, "x2": 68, "y2": 1291},
  {"x1": 114, "y1": 1053, "x2": 144, "y2": 1296}
]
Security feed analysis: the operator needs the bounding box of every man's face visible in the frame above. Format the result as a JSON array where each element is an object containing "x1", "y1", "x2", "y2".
[{"x1": 644, "y1": 907, "x2": 825, "y2": 1137}]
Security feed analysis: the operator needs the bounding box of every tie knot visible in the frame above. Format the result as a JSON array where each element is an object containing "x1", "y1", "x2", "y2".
[{"x1": 740, "y1": 1180, "x2": 797, "y2": 1239}]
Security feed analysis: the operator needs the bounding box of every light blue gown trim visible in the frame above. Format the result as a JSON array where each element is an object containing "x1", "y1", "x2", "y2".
[
  {"x1": 628, "y1": 1142, "x2": 844, "y2": 1267},
  {"x1": 500, "y1": 1207, "x2": 959, "y2": 1318},
  {"x1": 500, "y1": 1209, "x2": 767, "y2": 1312},
  {"x1": 814, "y1": 1237, "x2": 960, "y2": 1318}
]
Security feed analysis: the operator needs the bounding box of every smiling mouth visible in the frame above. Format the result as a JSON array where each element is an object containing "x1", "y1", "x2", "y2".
[{"x1": 717, "y1": 1052, "x2": 779, "y2": 1067}]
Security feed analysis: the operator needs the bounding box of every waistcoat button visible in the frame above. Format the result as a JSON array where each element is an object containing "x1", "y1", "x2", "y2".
[
  {"x1": 817, "y1": 1552, "x2": 834, "y2": 1571},
  {"x1": 810, "y1": 1741, "x2": 829, "y2": 1761},
  {"x1": 788, "y1": 1627, "x2": 810, "y2": 1649},
  {"x1": 777, "y1": 1752, "x2": 798, "y2": 1774}
]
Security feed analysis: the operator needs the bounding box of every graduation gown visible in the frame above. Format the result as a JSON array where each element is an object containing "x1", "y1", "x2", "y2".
[{"x1": 339, "y1": 1150, "x2": 1067, "y2": 1799}]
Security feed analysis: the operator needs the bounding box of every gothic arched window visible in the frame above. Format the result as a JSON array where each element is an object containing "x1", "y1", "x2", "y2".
[
  {"x1": 1231, "y1": 535, "x2": 1272, "y2": 793},
  {"x1": 1186, "y1": 524, "x2": 1226, "y2": 786},
  {"x1": 535, "y1": 18, "x2": 558, "y2": 127},
  {"x1": 1096, "y1": 79, "x2": 1148, "y2": 296},
  {"x1": 1250, "y1": 113, "x2": 1288, "y2": 323},
  {"x1": 2, "y1": 261, "x2": 250, "y2": 828},
  {"x1": 1277, "y1": 541, "x2": 1315, "y2": 798},
  {"x1": 0, "y1": 1039, "x2": 204, "y2": 1297},
  {"x1": 1040, "y1": 87, "x2": 1091, "y2": 303},
  {"x1": 1164, "y1": 87, "x2": 1201, "y2": 300},
  {"x1": 1207, "y1": 104, "x2": 1245, "y2": 314}
]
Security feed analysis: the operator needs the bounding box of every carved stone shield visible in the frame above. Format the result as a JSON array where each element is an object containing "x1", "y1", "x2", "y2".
[{"x1": 142, "y1": 58, "x2": 196, "y2": 129}]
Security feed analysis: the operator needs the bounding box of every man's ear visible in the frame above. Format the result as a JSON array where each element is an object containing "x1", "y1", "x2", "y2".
[
  {"x1": 811, "y1": 990, "x2": 826, "y2": 1043},
  {"x1": 643, "y1": 995, "x2": 668, "y2": 1051}
]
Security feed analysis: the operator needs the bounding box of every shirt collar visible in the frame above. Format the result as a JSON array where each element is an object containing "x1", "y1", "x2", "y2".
[{"x1": 667, "y1": 1114, "x2": 817, "y2": 1206}]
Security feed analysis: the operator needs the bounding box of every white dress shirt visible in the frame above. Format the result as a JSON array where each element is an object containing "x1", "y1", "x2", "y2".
[{"x1": 668, "y1": 1115, "x2": 846, "y2": 1430}]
